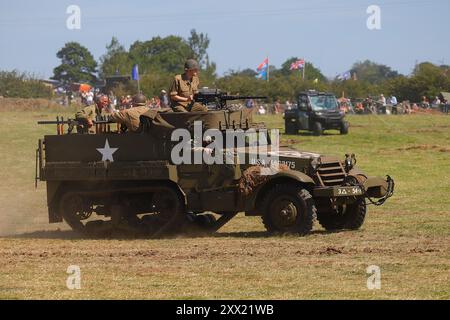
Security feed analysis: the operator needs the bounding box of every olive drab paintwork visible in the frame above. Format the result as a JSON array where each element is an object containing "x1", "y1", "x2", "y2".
[{"x1": 36, "y1": 105, "x2": 394, "y2": 237}]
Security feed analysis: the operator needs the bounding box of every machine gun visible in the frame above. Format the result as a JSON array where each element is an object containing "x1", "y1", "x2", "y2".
[
  {"x1": 37, "y1": 116, "x2": 116, "y2": 134},
  {"x1": 192, "y1": 88, "x2": 267, "y2": 110}
]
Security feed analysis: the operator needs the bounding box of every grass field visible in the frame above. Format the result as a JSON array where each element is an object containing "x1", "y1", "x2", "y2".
[{"x1": 0, "y1": 108, "x2": 449, "y2": 299}]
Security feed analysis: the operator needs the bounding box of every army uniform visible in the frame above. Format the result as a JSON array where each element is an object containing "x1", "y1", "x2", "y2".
[
  {"x1": 75, "y1": 104, "x2": 99, "y2": 133},
  {"x1": 169, "y1": 74, "x2": 207, "y2": 112},
  {"x1": 111, "y1": 104, "x2": 150, "y2": 132}
]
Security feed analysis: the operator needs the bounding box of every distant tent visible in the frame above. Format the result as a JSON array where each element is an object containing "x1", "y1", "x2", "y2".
[{"x1": 440, "y1": 92, "x2": 450, "y2": 102}]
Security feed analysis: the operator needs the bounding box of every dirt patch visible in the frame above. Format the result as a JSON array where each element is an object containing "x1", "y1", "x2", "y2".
[
  {"x1": 282, "y1": 139, "x2": 301, "y2": 145},
  {"x1": 397, "y1": 144, "x2": 450, "y2": 153},
  {"x1": 317, "y1": 247, "x2": 344, "y2": 255}
]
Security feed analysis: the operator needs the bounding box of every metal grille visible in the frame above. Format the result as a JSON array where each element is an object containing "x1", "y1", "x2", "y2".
[{"x1": 316, "y1": 159, "x2": 346, "y2": 186}]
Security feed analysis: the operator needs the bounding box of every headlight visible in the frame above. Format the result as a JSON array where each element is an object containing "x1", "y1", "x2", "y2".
[
  {"x1": 316, "y1": 112, "x2": 323, "y2": 116},
  {"x1": 311, "y1": 157, "x2": 322, "y2": 170}
]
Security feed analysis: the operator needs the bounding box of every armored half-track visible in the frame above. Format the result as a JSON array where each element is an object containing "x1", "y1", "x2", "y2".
[{"x1": 36, "y1": 107, "x2": 394, "y2": 237}]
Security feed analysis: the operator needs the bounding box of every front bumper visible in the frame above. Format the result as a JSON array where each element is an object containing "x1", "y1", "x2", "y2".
[{"x1": 313, "y1": 176, "x2": 394, "y2": 205}]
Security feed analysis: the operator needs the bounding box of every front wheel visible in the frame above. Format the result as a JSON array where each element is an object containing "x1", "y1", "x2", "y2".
[
  {"x1": 261, "y1": 184, "x2": 316, "y2": 236},
  {"x1": 340, "y1": 121, "x2": 349, "y2": 134},
  {"x1": 312, "y1": 122, "x2": 323, "y2": 136},
  {"x1": 317, "y1": 197, "x2": 367, "y2": 231},
  {"x1": 285, "y1": 122, "x2": 298, "y2": 135}
]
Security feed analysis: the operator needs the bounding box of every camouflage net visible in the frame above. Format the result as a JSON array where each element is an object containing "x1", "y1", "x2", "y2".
[{"x1": 238, "y1": 163, "x2": 290, "y2": 196}]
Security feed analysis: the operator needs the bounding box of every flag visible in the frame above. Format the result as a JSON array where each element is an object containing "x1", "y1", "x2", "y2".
[
  {"x1": 337, "y1": 71, "x2": 351, "y2": 81},
  {"x1": 131, "y1": 64, "x2": 139, "y2": 81},
  {"x1": 290, "y1": 59, "x2": 305, "y2": 70},
  {"x1": 255, "y1": 57, "x2": 269, "y2": 80}
]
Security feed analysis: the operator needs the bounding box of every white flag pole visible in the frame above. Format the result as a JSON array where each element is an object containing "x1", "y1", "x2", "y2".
[{"x1": 302, "y1": 59, "x2": 306, "y2": 80}]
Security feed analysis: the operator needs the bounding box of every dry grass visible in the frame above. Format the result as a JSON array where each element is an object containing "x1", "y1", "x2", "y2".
[{"x1": 0, "y1": 108, "x2": 449, "y2": 299}]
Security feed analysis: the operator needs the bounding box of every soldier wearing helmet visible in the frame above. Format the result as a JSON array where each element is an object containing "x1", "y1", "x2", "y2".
[
  {"x1": 169, "y1": 59, "x2": 207, "y2": 112},
  {"x1": 110, "y1": 93, "x2": 150, "y2": 132},
  {"x1": 75, "y1": 94, "x2": 111, "y2": 133}
]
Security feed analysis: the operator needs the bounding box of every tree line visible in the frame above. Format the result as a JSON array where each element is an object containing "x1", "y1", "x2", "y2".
[{"x1": 2, "y1": 29, "x2": 450, "y2": 102}]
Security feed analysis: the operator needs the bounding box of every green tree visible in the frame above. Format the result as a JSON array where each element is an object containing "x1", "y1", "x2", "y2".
[
  {"x1": 99, "y1": 37, "x2": 131, "y2": 77},
  {"x1": 412, "y1": 62, "x2": 450, "y2": 98},
  {"x1": 279, "y1": 58, "x2": 326, "y2": 82},
  {"x1": 52, "y1": 42, "x2": 97, "y2": 84},
  {"x1": 350, "y1": 60, "x2": 399, "y2": 83},
  {"x1": 186, "y1": 29, "x2": 217, "y2": 86},
  {"x1": 188, "y1": 29, "x2": 210, "y2": 68},
  {"x1": 128, "y1": 36, "x2": 194, "y2": 74}
]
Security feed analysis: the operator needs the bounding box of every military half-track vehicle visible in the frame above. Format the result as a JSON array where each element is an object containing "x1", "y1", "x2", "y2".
[
  {"x1": 36, "y1": 95, "x2": 393, "y2": 237},
  {"x1": 284, "y1": 90, "x2": 349, "y2": 136}
]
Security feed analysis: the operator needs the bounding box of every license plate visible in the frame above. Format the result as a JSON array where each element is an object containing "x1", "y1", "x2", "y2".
[{"x1": 336, "y1": 186, "x2": 363, "y2": 196}]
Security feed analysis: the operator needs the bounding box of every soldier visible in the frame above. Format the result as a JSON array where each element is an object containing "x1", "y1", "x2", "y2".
[
  {"x1": 110, "y1": 93, "x2": 150, "y2": 132},
  {"x1": 75, "y1": 95, "x2": 110, "y2": 133},
  {"x1": 169, "y1": 59, "x2": 208, "y2": 112}
]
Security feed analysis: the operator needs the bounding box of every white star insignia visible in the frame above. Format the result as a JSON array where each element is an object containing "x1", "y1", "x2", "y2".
[{"x1": 96, "y1": 139, "x2": 118, "y2": 162}]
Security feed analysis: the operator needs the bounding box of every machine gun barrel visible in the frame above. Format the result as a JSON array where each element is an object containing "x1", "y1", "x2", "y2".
[
  {"x1": 193, "y1": 89, "x2": 267, "y2": 110},
  {"x1": 220, "y1": 95, "x2": 267, "y2": 100}
]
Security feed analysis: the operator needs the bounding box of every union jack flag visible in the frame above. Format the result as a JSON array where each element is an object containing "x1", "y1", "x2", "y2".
[{"x1": 290, "y1": 59, "x2": 305, "y2": 70}]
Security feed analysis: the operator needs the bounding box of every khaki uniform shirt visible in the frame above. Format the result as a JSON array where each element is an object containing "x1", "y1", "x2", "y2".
[
  {"x1": 169, "y1": 73, "x2": 199, "y2": 109},
  {"x1": 75, "y1": 104, "x2": 98, "y2": 121},
  {"x1": 111, "y1": 105, "x2": 150, "y2": 132}
]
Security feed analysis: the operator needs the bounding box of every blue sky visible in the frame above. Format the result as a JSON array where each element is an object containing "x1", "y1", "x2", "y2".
[{"x1": 0, "y1": 0, "x2": 449, "y2": 79}]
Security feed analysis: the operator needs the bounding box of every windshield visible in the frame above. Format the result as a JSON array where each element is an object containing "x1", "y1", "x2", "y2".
[{"x1": 309, "y1": 95, "x2": 338, "y2": 111}]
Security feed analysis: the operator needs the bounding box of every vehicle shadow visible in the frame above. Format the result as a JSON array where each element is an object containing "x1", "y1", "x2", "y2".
[
  {"x1": 7, "y1": 228, "x2": 341, "y2": 240},
  {"x1": 6, "y1": 229, "x2": 84, "y2": 240},
  {"x1": 213, "y1": 229, "x2": 343, "y2": 238},
  {"x1": 282, "y1": 131, "x2": 340, "y2": 137}
]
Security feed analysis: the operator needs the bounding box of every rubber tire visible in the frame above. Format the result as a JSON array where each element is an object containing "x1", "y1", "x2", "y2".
[
  {"x1": 195, "y1": 214, "x2": 217, "y2": 230},
  {"x1": 261, "y1": 184, "x2": 316, "y2": 236},
  {"x1": 60, "y1": 193, "x2": 87, "y2": 234},
  {"x1": 312, "y1": 122, "x2": 323, "y2": 136},
  {"x1": 340, "y1": 121, "x2": 349, "y2": 135},
  {"x1": 285, "y1": 122, "x2": 298, "y2": 135},
  {"x1": 317, "y1": 197, "x2": 367, "y2": 231}
]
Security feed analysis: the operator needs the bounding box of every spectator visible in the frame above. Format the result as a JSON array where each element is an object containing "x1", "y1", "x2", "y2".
[
  {"x1": 285, "y1": 100, "x2": 292, "y2": 110},
  {"x1": 245, "y1": 98, "x2": 255, "y2": 110},
  {"x1": 442, "y1": 99, "x2": 449, "y2": 114},
  {"x1": 378, "y1": 94, "x2": 386, "y2": 113},
  {"x1": 421, "y1": 96, "x2": 430, "y2": 109},
  {"x1": 355, "y1": 102, "x2": 364, "y2": 114},
  {"x1": 274, "y1": 100, "x2": 281, "y2": 114},
  {"x1": 388, "y1": 95, "x2": 397, "y2": 106},
  {"x1": 154, "y1": 96, "x2": 161, "y2": 109},
  {"x1": 119, "y1": 95, "x2": 132, "y2": 110},
  {"x1": 379, "y1": 94, "x2": 386, "y2": 106},
  {"x1": 86, "y1": 90, "x2": 94, "y2": 105},
  {"x1": 432, "y1": 96, "x2": 441, "y2": 106},
  {"x1": 257, "y1": 105, "x2": 266, "y2": 115},
  {"x1": 108, "y1": 91, "x2": 116, "y2": 107},
  {"x1": 159, "y1": 90, "x2": 169, "y2": 108}
]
